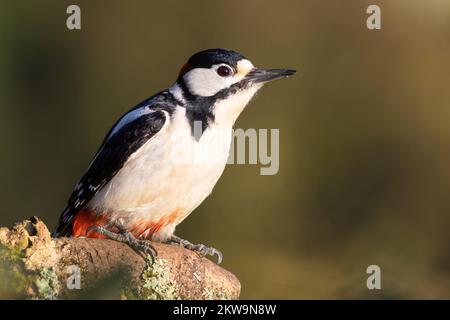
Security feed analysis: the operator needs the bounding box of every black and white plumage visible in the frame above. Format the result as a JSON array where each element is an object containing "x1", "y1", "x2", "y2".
[
  {"x1": 52, "y1": 48, "x2": 295, "y2": 259},
  {"x1": 53, "y1": 93, "x2": 176, "y2": 237}
]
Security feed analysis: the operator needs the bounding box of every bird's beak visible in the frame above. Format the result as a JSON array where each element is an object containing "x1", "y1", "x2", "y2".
[{"x1": 245, "y1": 68, "x2": 296, "y2": 83}]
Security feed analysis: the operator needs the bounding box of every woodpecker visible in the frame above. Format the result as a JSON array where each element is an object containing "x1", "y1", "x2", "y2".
[{"x1": 52, "y1": 48, "x2": 295, "y2": 263}]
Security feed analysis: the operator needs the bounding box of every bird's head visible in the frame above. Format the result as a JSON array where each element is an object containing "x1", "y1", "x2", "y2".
[{"x1": 175, "y1": 48, "x2": 296, "y2": 128}]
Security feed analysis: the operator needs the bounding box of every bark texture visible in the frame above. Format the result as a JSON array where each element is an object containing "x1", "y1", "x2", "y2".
[{"x1": 0, "y1": 217, "x2": 240, "y2": 300}]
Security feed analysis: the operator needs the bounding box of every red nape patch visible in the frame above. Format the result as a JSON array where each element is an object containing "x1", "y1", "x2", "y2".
[
  {"x1": 178, "y1": 62, "x2": 192, "y2": 78},
  {"x1": 72, "y1": 210, "x2": 108, "y2": 238}
]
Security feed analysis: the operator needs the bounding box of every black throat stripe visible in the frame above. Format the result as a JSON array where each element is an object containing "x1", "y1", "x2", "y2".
[{"x1": 177, "y1": 78, "x2": 250, "y2": 139}]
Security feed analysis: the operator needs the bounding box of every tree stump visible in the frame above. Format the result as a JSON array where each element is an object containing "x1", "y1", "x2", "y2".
[{"x1": 0, "y1": 217, "x2": 240, "y2": 300}]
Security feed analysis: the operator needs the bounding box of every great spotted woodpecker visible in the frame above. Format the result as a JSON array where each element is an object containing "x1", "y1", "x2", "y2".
[{"x1": 52, "y1": 48, "x2": 295, "y2": 263}]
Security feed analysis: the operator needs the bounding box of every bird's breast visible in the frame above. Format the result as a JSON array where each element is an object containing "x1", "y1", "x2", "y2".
[{"x1": 87, "y1": 107, "x2": 232, "y2": 235}]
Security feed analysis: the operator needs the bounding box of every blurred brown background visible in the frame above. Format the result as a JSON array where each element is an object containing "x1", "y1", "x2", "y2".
[{"x1": 1, "y1": 0, "x2": 450, "y2": 299}]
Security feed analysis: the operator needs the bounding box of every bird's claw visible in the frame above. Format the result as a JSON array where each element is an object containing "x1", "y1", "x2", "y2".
[
  {"x1": 134, "y1": 239, "x2": 158, "y2": 261},
  {"x1": 86, "y1": 224, "x2": 157, "y2": 263},
  {"x1": 196, "y1": 244, "x2": 223, "y2": 264},
  {"x1": 171, "y1": 236, "x2": 223, "y2": 264}
]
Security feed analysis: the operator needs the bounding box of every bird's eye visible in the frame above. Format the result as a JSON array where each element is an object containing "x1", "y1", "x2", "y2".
[{"x1": 217, "y1": 65, "x2": 232, "y2": 77}]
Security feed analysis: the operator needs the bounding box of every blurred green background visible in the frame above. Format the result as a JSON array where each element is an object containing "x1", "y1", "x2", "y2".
[{"x1": 1, "y1": 0, "x2": 450, "y2": 299}]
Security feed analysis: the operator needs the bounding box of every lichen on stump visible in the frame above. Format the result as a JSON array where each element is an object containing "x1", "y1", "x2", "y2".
[{"x1": 0, "y1": 217, "x2": 240, "y2": 299}]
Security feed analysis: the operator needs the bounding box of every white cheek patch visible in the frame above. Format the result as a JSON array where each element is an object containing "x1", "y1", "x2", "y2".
[
  {"x1": 183, "y1": 68, "x2": 233, "y2": 97},
  {"x1": 183, "y1": 59, "x2": 255, "y2": 97}
]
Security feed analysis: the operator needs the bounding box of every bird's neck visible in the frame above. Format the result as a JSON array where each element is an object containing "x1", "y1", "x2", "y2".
[{"x1": 169, "y1": 81, "x2": 262, "y2": 138}]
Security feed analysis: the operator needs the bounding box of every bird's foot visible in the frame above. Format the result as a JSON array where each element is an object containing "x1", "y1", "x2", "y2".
[
  {"x1": 168, "y1": 235, "x2": 223, "y2": 264},
  {"x1": 87, "y1": 220, "x2": 157, "y2": 262}
]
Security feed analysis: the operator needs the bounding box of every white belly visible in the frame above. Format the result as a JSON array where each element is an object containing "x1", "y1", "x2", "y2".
[{"x1": 87, "y1": 107, "x2": 232, "y2": 240}]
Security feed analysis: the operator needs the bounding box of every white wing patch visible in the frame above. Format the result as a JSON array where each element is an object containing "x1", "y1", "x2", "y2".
[{"x1": 107, "y1": 106, "x2": 158, "y2": 140}]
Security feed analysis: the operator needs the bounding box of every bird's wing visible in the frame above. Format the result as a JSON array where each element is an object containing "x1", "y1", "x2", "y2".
[{"x1": 52, "y1": 98, "x2": 173, "y2": 237}]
